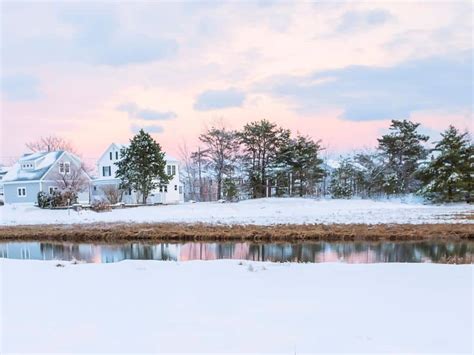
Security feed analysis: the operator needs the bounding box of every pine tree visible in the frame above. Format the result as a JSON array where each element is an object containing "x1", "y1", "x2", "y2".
[
  {"x1": 377, "y1": 120, "x2": 429, "y2": 194},
  {"x1": 353, "y1": 152, "x2": 386, "y2": 197},
  {"x1": 238, "y1": 119, "x2": 290, "y2": 198},
  {"x1": 419, "y1": 126, "x2": 473, "y2": 202},
  {"x1": 330, "y1": 158, "x2": 357, "y2": 198},
  {"x1": 116, "y1": 129, "x2": 169, "y2": 204},
  {"x1": 277, "y1": 134, "x2": 324, "y2": 196}
]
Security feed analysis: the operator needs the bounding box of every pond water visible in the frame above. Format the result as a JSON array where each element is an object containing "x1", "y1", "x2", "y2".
[{"x1": 0, "y1": 241, "x2": 472, "y2": 264}]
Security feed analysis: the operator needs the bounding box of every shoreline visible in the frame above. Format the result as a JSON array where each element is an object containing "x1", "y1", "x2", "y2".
[{"x1": 1, "y1": 222, "x2": 473, "y2": 243}]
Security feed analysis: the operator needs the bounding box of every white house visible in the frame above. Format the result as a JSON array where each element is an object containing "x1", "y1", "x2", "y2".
[
  {"x1": 92, "y1": 143, "x2": 183, "y2": 204},
  {"x1": 2, "y1": 151, "x2": 92, "y2": 205}
]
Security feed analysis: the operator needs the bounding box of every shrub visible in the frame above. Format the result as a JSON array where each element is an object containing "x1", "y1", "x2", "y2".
[
  {"x1": 37, "y1": 190, "x2": 78, "y2": 208},
  {"x1": 37, "y1": 191, "x2": 50, "y2": 208},
  {"x1": 91, "y1": 200, "x2": 112, "y2": 212},
  {"x1": 223, "y1": 178, "x2": 238, "y2": 202}
]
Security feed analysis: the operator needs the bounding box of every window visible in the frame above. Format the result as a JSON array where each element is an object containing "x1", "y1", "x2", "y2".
[
  {"x1": 17, "y1": 187, "x2": 26, "y2": 197},
  {"x1": 172, "y1": 165, "x2": 176, "y2": 176},
  {"x1": 115, "y1": 151, "x2": 119, "y2": 160},
  {"x1": 167, "y1": 165, "x2": 171, "y2": 175},
  {"x1": 102, "y1": 166, "x2": 111, "y2": 177},
  {"x1": 93, "y1": 186, "x2": 97, "y2": 191},
  {"x1": 48, "y1": 186, "x2": 57, "y2": 194},
  {"x1": 174, "y1": 185, "x2": 177, "y2": 191},
  {"x1": 110, "y1": 152, "x2": 113, "y2": 160},
  {"x1": 59, "y1": 162, "x2": 70, "y2": 174},
  {"x1": 164, "y1": 185, "x2": 168, "y2": 192},
  {"x1": 179, "y1": 186, "x2": 183, "y2": 194},
  {"x1": 159, "y1": 186, "x2": 163, "y2": 192}
]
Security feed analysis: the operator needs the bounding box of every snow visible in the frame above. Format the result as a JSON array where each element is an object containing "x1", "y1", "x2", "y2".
[
  {"x1": 2, "y1": 151, "x2": 63, "y2": 182},
  {"x1": 1, "y1": 258, "x2": 472, "y2": 353},
  {"x1": 1, "y1": 197, "x2": 473, "y2": 226}
]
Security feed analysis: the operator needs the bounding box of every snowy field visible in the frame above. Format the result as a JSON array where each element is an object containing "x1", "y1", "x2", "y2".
[
  {"x1": 1, "y1": 198, "x2": 473, "y2": 226},
  {"x1": 1, "y1": 259, "x2": 472, "y2": 353}
]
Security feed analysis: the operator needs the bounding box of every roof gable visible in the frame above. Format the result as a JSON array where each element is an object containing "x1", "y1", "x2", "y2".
[{"x1": 2, "y1": 151, "x2": 65, "y2": 182}]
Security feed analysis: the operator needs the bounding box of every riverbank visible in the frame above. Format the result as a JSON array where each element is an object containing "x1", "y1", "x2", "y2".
[
  {"x1": 1, "y1": 222, "x2": 473, "y2": 242},
  {"x1": 2, "y1": 258, "x2": 472, "y2": 353}
]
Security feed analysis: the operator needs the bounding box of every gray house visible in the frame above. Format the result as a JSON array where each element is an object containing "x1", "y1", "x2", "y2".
[{"x1": 2, "y1": 151, "x2": 92, "y2": 205}]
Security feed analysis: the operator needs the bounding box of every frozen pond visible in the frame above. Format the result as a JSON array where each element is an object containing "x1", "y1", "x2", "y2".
[{"x1": 0, "y1": 240, "x2": 472, "y2": 264}]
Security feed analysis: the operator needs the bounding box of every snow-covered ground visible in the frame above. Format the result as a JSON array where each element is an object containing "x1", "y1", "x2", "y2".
[
  {"x1": 1, "y1": 198, "x2": 473, "y2": 225},
  {"x1": 1, "y1": 259, "x2": 472, "y2": 353}
]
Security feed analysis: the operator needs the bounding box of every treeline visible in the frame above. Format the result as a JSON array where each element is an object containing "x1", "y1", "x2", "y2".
[{"x1": 181, "y1": 119, "x2": 473, "y2": 203}]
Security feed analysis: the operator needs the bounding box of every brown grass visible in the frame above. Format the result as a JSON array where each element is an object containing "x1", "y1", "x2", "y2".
[{"x1": 0, "y1": 223, "x2": 472, "y2": 243}]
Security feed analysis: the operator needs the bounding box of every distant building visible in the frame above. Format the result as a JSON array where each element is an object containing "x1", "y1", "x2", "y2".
[
  {"x1": 0, "y1": 166, "x2": 12, "y2": 202},
  {"x1": 2, "y1": 151, "x2": 91, "y2": 204},
  {"x1": 92, "y1": 143, "x2": 183, "y2": 204}
]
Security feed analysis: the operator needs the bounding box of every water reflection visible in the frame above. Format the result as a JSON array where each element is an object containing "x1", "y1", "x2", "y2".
[{"x1": 0, "y1": 241, "x2": 472, "y2": 264}]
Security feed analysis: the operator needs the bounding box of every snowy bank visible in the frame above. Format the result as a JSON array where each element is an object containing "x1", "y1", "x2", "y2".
[
  {"x1": 1, "y1": 198, "x2": 473, "y2": 226},
  {"x1": 1, "y1": 259, "x2": 472, "y2": 353}
]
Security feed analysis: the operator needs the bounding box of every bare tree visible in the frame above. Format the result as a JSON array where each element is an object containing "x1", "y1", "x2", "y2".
[
  {"x1": 26, "y1": 136, "x2": 94, "y2": 172},
  {"x1": 178, "y1": 141, "x2": 198, "y2": 201},
  {"x1": 26, "y1": 136, "x2": 79, "y2": 155},
  {"x1": 52, "y1": 163, "x2": 89, "y2": 204},
  {"x1": 199, "y1": 127, "x2": 235, "y2": 200},
  {"x1": 100, "y1": 185, "x2": 123, "y2": 204},
  {"x1": 191, "y1": 146, "x2": 207, "y2": 201}
]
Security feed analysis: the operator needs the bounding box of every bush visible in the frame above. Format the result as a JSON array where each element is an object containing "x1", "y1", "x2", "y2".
[
  {"x1": 37, "y1": 191, "x2": 50, "y2": 208},
  {"x1": 90, "y1": 200, "x2": 112, "y2": 212},
  {"x1": 37, "y1": 190, "x2": 78, "y2": 208}
]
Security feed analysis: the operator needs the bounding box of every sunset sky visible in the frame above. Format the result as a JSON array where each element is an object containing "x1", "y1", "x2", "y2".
[{"x1": 1, "y1": 1, "x2": 472, "y2": 166}]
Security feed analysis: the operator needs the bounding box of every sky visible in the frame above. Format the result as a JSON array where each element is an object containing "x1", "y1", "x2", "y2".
[{"x1": 0, "y1": 1, "x2": 472, "y2": 166}]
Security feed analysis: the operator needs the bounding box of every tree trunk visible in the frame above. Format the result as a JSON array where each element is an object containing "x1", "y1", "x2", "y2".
[{"x1": 217, "y1": 175, "x2": 222, "y2": 200}]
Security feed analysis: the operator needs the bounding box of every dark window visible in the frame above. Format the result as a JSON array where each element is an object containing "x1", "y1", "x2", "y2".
[
  {"x1": 102, "y1": 166, "x2": 111, "y2": 177},
  {"x1": 110, "y1": 152, "x2": 113, "y2": 160},
  {"x1": 167, "y1": 165, "x2": 171, "y2": 175},
  {"x1": 172, "y1": 165, "x2": 176, "y2": 176},
  {"x1": 115, "y1": 151, "x2": 119, "y2": 160},
  {"x1": 174, "y1": 185, "x2": 177, "y2": 191},
  {"x1": 164, "y1": 185, "x2": 168, "y2": 192}
]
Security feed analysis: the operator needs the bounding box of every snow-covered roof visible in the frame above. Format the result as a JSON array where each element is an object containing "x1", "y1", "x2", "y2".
[
  {"x1": 164, "y1": 154, "x2": 178, "y2": 162},
  {"x1": 2, "y1": 151, "x2": 64, "y2": 182},
  {"x1": 0, "y1": 166, "x2": 11, "y2": 175},
  {"x1": 102, "y1": 143, "x2": 179, "y2": 163}
]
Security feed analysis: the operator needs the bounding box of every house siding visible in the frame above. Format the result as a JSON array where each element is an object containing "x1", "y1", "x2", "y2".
[{"x1": 3, "y1": 181, "x2": 41, "y2": 204}]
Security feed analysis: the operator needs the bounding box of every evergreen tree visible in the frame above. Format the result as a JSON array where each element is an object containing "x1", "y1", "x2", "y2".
[
  {"x1": 198, "y1": 126, "x2": 239, "y2": 200},
  {"x1": 238, "y1": 119, "x2": 290, "y2": 198},
  {"x1": 222, "y1": 177, "x2": 238, "y2": 201},
  {"x1": 419, "y1": 126, "x2": 473, "y2": 202},
  {"x1": 330, "y1": 158, "x2": 357, "y2": 198},
  {"x1": 116, "y1": 129, "x2": 169, "y2": 204},
  {"x1": 277, "y1": 134, "x2": 325, "y2": 196},
  {"x1": 377, "y1": 120, "x2": 429, "y2": 194},
  {"x1": 353, "y1": 152, "x2": 386, "y2": 197}
]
